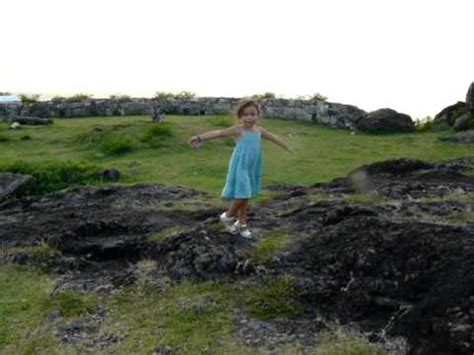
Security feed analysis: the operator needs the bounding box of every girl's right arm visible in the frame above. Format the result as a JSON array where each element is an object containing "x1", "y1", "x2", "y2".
[{"x1": 188, "y1": 125, "x2": 239, "y2": 146}]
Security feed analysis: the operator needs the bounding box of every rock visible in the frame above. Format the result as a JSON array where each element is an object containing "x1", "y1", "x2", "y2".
[
  {"x1": 434, "y1": 101, "x2": 466, "y2": 127},
  {"x1": 12, "y1": 115, "x2": 53, "y2": 125},
  {"x1": 0, "y1": 172, "x2": 35, "y2": 202},
  {"x1": 453, "y1": 113, "x2": 474, "y2": 131},
  {"x1": 356, "y1": 108, "x2": 414, "y2": 132},
  {"x1": 9, "y1": 122, "x2": 20, "y2": 129},
  {"x1": 440, "y1": 130, "x2": 474, "y2": 144},
  {"x1": 99, "y1": 169, "x2": 120, "y2": 182},
  {"x1": 466, "y1": 82, "x2": 474, "y2": 113}
]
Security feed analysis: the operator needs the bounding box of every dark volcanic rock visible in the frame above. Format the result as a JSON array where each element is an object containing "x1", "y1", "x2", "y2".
[
  {"x1": 466, "y1": 82, "x2": 474, "y2": 113},
  {"x1": 434, "y1": 101, "x2": 466, "y2": 127},
  {"x1": 356, "y1": 109, "x2": 414, "y2": 132},
  {"x1": 440, "y1": 130, "x2": 474, "y2": 144},
  {"x1": 0, "y1": 172, "x2": 35, "y2": 202},
  {"x1": 1, "y1": 157, "x2": 473, "y2": 354}
]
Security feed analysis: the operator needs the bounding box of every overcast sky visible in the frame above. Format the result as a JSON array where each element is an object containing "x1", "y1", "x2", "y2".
[{"x1": 1, "y1": 0, "x2": 473, "y2": 118}]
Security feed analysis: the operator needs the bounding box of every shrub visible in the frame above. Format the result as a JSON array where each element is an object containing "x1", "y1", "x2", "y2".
[
  {"x1": 175, "y1": 91, "x2": 196, "y2": 99},
  {"x1": 311, "y1": 93, "x2": 328, "y2": 101},
  {"x1": 142, "y1": 124, "x2": 174, "y2": 148},
  {"x1": 415, "y1": 116, "x2": 436, "y2": 132},
  {"x1": 50, "y1": 96, "x2": 67, "y2": 103},
  {"x1": 251, "y1": 92, "x2": 276, "y2": 99},
  {"x1": 109, "y1": 94, "x2": 132, "y2": 102},
  {"x1": 19, "y1": 94, "x2": 40, "y2": 104},
  {"x1": 98, "y1": 135, "x2": 134, "y2": 155},
  {"x1": 0, "y1": 160, "x2": 102, "y2": 194},
  {"x1": 154, "y1": 91, "x2": 176, "y2": 99}
]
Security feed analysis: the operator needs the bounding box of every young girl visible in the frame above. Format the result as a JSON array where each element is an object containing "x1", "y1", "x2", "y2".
[{"x1": 188, "y1": 99, "x2": 293, "y2": 239}]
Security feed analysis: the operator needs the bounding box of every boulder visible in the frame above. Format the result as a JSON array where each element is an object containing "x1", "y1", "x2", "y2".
[
  {"x1": 440, "y1": 130, "x2": 474, "y2": 144},
  {"x1": 13, "y1": 116, "x2": 53, "y2": 125},
  {"x1": 453, "y1": 113, "x2": 474, "y2": 131},
  {"x1": 355, "y1": 108, "x2": 414, "y2": 132},
  {"x1": 433, "y1": 101, "x2": 466, "y2": 127},
  {"x1": 466, "y1": 82, "x2": 474, "y2": 113},
  {"x1": 0, "y1": 173, "x2": 35, "y2": 202}
]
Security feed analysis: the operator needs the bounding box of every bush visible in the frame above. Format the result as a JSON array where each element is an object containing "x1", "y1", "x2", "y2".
[
  {"x1": 98, "y1": 136, "x2": 134, "y2": 155},
  {"x1": 154, "y1": 92, "x2": 176, "y2": 99},
  {"x1": 251, "y1": 92, "x2": 276, "y2": 99},
  {"x1": 109, "y1": 94, "x2": 132, "y2": 102},
  {"x1": 311, "y1": 93, "x2": 328, "y2": 101},
  {"x1": 0, "y1": 160, "x2": 103, "y2": 194},
  {"x1": 19, "y1": 94, "x2": 40, "y2": 104},
  {"x1": 142, "y1": 124, "x2": 174, "y2": 148},
  {"x1": 175, "y1": 91, "x2": 196, "y2": 99},
  {"x1": 415, "y1": 116, "x2": 435, "y2": 132}
]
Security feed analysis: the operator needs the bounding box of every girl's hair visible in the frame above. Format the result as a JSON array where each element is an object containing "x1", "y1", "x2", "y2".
[{"x1": 235, "y1": 99, "x2": 261, "y2": 118}]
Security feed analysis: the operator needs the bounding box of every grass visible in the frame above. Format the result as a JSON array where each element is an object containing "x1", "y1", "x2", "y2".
[
  {"x1": 0, "y1": 115, "x2": 472, "y2": 196},
  {"x1": 0, "y1": 265, "x2": 67, "y2": 354},
  {"x1": 250, "y1": 229, "x2": 292, "y2": 263},
  {"x1": 242, "y1": 275, "x2": 304, "y2": 320},
  {"x1": 102, "y1": 280, "x2": 243, "y2": 354}
]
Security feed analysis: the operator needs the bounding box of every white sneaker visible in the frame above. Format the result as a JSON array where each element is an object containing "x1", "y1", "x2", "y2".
[
  {"x1": 239, "y1": 226, "x2": 253, "y2": 239},
  {"x1": 219, "y1": 212, "x2": 235, "y2": 229},
  {"x1": 228, "y1": 221, "x2": 253, "y2": 239}
]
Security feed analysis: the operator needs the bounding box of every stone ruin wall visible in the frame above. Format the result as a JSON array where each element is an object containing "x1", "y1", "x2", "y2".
[{"x1": 0, "y1": 97, "x2": 367, "y2": 130}]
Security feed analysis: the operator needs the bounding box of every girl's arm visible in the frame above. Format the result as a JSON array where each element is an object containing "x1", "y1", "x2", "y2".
[
  {"x1": 260, "y1": 127, "x2": 294, "y2": 152},
  {"x1": 188, "y1": 125, "x2": 239, "y2": 146}
]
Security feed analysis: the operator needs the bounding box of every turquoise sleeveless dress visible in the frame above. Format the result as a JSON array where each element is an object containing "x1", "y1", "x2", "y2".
[{"x1": 221, "y1": 130, "x2": 263, "y2": 200}]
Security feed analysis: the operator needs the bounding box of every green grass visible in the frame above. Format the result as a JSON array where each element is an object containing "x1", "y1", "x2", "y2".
[
  {"x1": 0, "y1": 115, "x2": 471, "y2": 196},
  {"x1": 242, "y1": 275, "x2": 304, "y2": 320},
  {"x1": 103, "y1": 279, "x2": 246, "y2": 354},
  {"x1": 250, "y1": 229, "x2": 292, "y2": 263},
  {"x1": 0, "y1": 266, "x2": 68, "y2": 354}
]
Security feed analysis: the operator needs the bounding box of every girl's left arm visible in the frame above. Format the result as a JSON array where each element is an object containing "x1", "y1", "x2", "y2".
[{"x1": 260, "y1": 127, "x2": 294, "y2": 153}]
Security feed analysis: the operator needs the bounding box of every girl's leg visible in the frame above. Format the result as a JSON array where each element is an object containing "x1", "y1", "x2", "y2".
[
  {"x1": 227, "y1": 199, "x2": 245, "y2": 218},
  {"x1": 238, "y1": 199, "x2": 249, "y2": 225}
]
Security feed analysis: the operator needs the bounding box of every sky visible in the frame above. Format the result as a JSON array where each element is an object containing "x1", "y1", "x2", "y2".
[{"x1": 1, "y1": 0, "x2": 473, "y2": 119}]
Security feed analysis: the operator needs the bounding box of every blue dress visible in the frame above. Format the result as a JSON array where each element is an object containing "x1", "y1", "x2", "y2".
[{"x1": 221, "y1": 130, "x2": 263, "y2": 199}]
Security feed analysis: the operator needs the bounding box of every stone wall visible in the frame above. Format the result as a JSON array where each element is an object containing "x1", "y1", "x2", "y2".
[{"x1": 0, "y1": 97, "x2": 368, "y2": 130}]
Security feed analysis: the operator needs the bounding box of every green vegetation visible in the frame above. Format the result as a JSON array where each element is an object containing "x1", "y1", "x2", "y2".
[
  {"x1": 250, "y1": 229, "x2": 292, "y2": 263},
  {"x1": 108, "y1": 94, "x2": 132, "y2": 102},
  {"x1": 0, "y1": 160, "x2": 102, "y2": 194},
  {"x1": 243, "y1": 275, "x2": 304, "y2": 320},
  {"x1": 0, "y1": 114, "x2": 471, "y2": 197},
  {"x1": 317, "y1": 328, "x2": 387, "y2": 355},
  {"x1": 154, "y1": 91, "x2": 196, "y2": 99},
  {"x1": 19, "y1": 94, "x2": 40, "y2": 104},
  {"x1": 0, "y1": 266, "x2": 63, "y2": 353}
]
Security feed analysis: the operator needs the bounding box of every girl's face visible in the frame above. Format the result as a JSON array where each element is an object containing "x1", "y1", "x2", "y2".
[{"x1": 240, "y1": 106, "x2": 259, "y2": 129}]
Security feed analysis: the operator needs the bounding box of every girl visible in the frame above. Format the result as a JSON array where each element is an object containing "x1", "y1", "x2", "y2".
[{"x1": 188, "y1": 99, "x2": 293, "y2": 239}]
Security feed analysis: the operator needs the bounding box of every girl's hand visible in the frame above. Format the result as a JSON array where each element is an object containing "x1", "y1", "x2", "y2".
[{"x1": 188, "y1": 136, "x2": 202, "y2": 149}]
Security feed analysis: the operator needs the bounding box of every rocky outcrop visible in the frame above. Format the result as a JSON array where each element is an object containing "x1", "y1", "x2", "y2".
[
  {"x1": 1, "y1": 157, "x2": 473, "y2": 353},
  {"x1": 12, "y1": 116, "x2": 53, "y2": 125},
  {"x1": 434, "y1": 82, "x2": 474, "y2": 131},
  {"x1": 0, "y1": 173, "x2": 35, "y2": 202},
  {"x1": 440, "y1": 130, "x2": 474, "y2": 144},
  {"x1": 355, "y1": 108, "x2": 414, "y2": 132},
  {"x1": 467, "y1": 82, "x2": 474, "y2": 113},
  {"x1": 433, "y1": 101, "x2": 466, "y2": 127}
]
